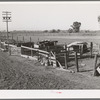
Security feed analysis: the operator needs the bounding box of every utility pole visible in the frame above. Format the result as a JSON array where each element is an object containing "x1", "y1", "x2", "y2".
[{"x1": 2, "y1": 11, "x2": 11, "y2": 51}]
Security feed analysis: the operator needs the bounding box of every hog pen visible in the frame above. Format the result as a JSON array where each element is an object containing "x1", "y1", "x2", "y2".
[
  {"x1": 1, "y1": 39, "x2": 100, "y2": 74},
  {"x1": 19, "y1": 41, "x2": 93, "y2": 72}
]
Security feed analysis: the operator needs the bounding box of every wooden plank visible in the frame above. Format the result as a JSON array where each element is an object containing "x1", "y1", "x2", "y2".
[
  {"x1": 94, "y1": 54, "x2": 98, "y2": 76},
  {"x1": 21, "y1": 45, "x2": 38, "y2": 51},
  {"x1": 64, "y1": 53, "x2": 67, "y2": 69},
  {"x1": 90, "y1": 42, "x2": 93, "y2": 58},
  {"x1": 54, "y1": 52, "x2": 57, "y2": 67},
  {"x1": 75, "y1": 52, "x2": 79, "y2": 72},
  {"x1": 65, "y1": 44, "x2": 68, "y2": 69}
]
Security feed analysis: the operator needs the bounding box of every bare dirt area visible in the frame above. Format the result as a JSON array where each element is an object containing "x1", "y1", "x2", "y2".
[{"x1": 0, "y1": 50, "x2": 100, "y2": 89}]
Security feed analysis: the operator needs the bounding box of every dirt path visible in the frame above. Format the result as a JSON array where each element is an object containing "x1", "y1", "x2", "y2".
[{"x1": 0, "y1": 50, "x2": 100, "y2": 89}]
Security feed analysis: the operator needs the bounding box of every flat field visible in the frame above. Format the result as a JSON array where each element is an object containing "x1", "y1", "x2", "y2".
[
  {"x1": 3, "y1": 31, "x2": 100, "y2": 45},
  {"x1": 1, "y1": 31, "x2": 100, "y2": 44}
]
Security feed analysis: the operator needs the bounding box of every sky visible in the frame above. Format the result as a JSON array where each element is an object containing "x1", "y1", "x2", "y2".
[{"x1": 0, "y1": 2, "x2": 100, "y2": 31}]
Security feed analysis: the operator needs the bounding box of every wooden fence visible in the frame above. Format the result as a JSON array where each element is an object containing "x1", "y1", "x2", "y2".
[
  {"x1": 0, "y1": 40, "x2": 96, "y2": 73},
  {"x1": 0, "y1": 41, "x2": 21, "y2": 55}
]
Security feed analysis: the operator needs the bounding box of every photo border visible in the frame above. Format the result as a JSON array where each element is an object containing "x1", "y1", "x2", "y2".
[{"x1": 0, "y1": 0, "x2": 100, "y2": 99}]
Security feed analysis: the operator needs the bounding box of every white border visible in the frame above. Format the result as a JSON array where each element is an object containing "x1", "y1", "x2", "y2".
[
  {"x1": 0, "y1": 90, "x2": 100, "y2": 98},
  {"x1": 0, "y1": 1, "x2": 100, "y2": 99}
]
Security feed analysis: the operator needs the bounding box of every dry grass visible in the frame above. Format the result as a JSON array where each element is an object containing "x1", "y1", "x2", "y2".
[{"x1": 0, "y1": 50, "x2": 99, "y2": 89}]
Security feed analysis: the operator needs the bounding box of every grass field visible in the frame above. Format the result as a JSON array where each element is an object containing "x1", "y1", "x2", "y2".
[
  {"x1": 3, "y1": 31, "x2": 99, "y2": 45},
  {"x1": 1, "y1": 31, "x2": 100, "y2": 45}
]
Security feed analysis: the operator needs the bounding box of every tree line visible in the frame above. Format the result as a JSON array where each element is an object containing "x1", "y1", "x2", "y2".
[{"x1": 44, "y1": 21, "x2": 81, "y2": 33}]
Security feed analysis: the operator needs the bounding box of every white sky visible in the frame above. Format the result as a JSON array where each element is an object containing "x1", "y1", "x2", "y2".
[{"x1": 0, "y1": 2, "x2": 100, "y2": 31}]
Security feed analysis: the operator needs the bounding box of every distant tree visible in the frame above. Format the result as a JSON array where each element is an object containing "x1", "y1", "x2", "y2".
[
  {"x1": 50, "y1": 29, "x2": 57, "y2": 33},
  {"x1": 57, "y1": 29, "x2": 60, "y2": 32},
  {"x1": 71, "y1": 21, "x2": 81, "y2": 32},
  {"x1": 98, "y1": 16, "x2": 100, "y2": 23},
  {"x1": 98, "y1": 16, "x2": 100, "y2": 28},
  {"x1": 44, "y1": 30, "x2": 48, "y2": 33},
  {"x1": 68, "y1": 28, "x2": 73, "y2": 33},
  {"x1": 49, "y1": 29, "x2": 61, "y2": 33}
]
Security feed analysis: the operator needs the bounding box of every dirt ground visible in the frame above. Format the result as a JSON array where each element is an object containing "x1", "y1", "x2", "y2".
[{"x1": 1, "y1": 49, "x2": 100, "y2": 89}]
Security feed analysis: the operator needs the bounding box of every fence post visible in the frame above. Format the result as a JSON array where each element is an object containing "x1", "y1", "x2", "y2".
[
  {"x1": 12, "y1": 33, "x2": 13, "y2": 40},
  {"x1": 67, "y1": 47, "x2": 69, "y2": 60},
  {"x1": 1, "y1": 42, "x2": 2, "y2": 49},
  {"x1": 75, "y1": 52, "x2": 79, "y2": 72},
  {"x1": 47, "y1": 54, "x2": 50, "y2": 66},
  {"x1": 37, "y1": 50, "x2": 40, "y2": 61},
  {"x1": 64, "y1": 53, "x2": 67, "y2": 69},
  {"x1": 99, "y1": 44, "x2": 100, "y2": 54},
  {"x1": 17, "y1": 36, "x2": 18, "y2": 45},
  {"x1": 9, "y1": 46, "x2": 11, "y2": 56},
  {"x1": 80, "y1": 45, "x2": 83, "y2": 58},
  {"x1": 31, "y1": 45, "x2": 33, "y2": 57},
  {"x1": 23, "y1": 36, "x2": 24, "y2": 43},
  {"x1": 0, "y1": 40, "x2": 1, "y2": 48},
  {"x1": 90, "y1": 42, "x2": 93, "y2": 58},
  {"x1": 21, "y1": 45, "x2": 22, "y2": 55},
  {"x1": 38, "y1": 38, "x2": 39, "y2": 44},
  {"x1": 30, "y1": 37, "x2": 31, "y2": 43},
  {"x1": 65, "y1": 44, "x2": 68, "y2": 69},
  {"x1": 54, "y1": 52, "x2": 57, "y2": 67},
  {"x1": 49, "y1": 52, "x2": 51, "y2": 65},
  {"x1": 94, "y1": 54, "x2": 98, "y2": 76}
]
